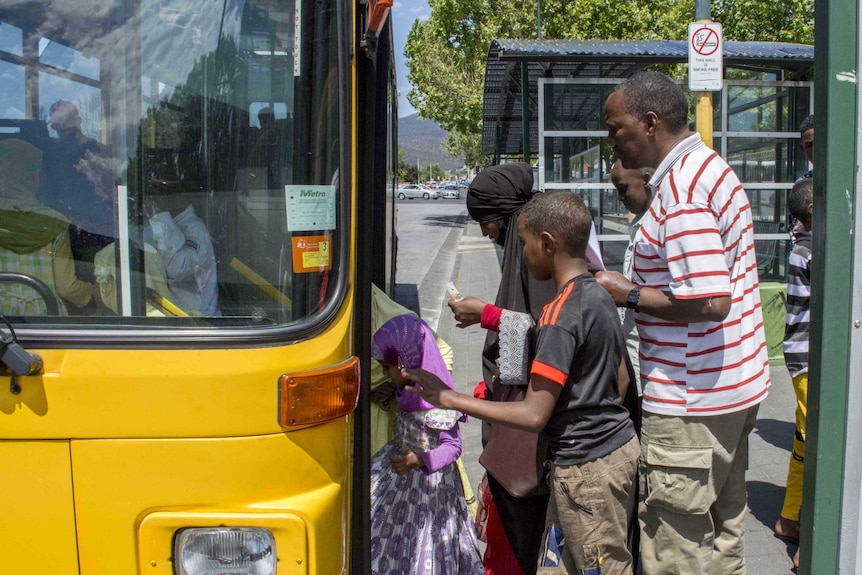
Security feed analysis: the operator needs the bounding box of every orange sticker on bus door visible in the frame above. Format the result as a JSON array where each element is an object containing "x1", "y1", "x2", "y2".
[{"x1": 291, "y1": 235, "x2": 332, "y2": 273}]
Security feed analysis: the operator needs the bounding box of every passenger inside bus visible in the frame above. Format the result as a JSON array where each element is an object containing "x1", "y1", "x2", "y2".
[
  {"x1": 0, "y1": 138, "x2": 100, "y2": 315},
  {"x1": 148, "y1": 204, "x2": 221, "y2": 316},
  {"x1": 40, "y1": 100, "x2": 117, "y2": 282}
]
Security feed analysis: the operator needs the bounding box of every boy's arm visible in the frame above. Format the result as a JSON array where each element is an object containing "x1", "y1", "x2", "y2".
[
  {"x1": 617, "y1": 357, "x2": 630, "y2": 399},
  {"x1": 401, "y1": 368, "x2": 560, "y2": 433}
]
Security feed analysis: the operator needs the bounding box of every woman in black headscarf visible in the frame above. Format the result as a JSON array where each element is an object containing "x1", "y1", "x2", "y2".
[{"x1": 451, "y1": 163, "x2": 556, "y2": 575}]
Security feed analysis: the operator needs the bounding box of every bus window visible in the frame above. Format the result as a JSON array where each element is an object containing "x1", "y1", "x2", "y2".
[{"x1": 0, "y1": 0, "x2": 344, "y2": 332}]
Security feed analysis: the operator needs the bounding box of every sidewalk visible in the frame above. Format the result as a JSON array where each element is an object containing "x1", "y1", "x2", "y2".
[{"x1": 420, "y1": 218, "x2": 800, "y2": 574}]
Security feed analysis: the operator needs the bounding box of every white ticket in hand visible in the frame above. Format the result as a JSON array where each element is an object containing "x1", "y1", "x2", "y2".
[{"x1": 446, "y1": 282, "x2": 461, "y2": 300}]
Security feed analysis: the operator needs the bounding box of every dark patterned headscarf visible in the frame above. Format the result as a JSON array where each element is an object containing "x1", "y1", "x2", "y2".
[
  {"x1": 372, "y1": 314, "x2": 455, "y2": 412},
  {"x1": 466, "y1": 163, "x2": 535, "y2": 248}
]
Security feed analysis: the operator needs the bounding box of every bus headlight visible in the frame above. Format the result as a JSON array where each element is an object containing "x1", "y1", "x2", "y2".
[{"x1": 174, "y1": 527, "x2": 276, "y2": 575}]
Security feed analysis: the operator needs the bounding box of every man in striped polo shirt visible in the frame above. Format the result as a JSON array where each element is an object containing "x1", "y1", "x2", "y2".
[{"x1": 598, "y1": 71, "x2": 770, "y2": 575}]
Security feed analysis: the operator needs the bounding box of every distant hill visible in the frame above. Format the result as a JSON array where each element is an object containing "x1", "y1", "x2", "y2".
[{"x1": 398, "y1": 114, "x2": 463, "y2": 171}]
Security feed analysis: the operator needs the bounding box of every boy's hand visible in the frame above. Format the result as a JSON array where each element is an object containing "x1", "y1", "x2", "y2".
[
  {"x1": 401, "y1": 368, "x2": 453, "y2": 408},
  {"x1": 448, "y1": 296, "x2": 486, "y2": 327},
  {"x1": 390, "y1": 450, "x2": 425, "y2": 475}
]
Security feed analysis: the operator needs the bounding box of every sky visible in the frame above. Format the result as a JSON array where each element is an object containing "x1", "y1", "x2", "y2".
[{"x1": 391, "y1": 1, "x2": 430, "y2": 118}]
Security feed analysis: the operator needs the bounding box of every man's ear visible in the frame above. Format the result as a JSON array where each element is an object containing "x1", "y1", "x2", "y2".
[{"x1": 643, "y1": 111, "x2": 659, "y2": 137}]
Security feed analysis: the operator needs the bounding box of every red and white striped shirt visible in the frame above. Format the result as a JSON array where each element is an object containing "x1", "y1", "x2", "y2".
[{"x1": 632, "y1": 134, "x2": 770, "y2": 416}]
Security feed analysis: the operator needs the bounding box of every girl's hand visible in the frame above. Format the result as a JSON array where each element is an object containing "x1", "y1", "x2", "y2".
[
  {"x1": 372, "y1": 380, "x2": 397, "y2": 410},
  {"x1": 390, "y1": 449, "x2": 425, "y2": 475},
  {"x1": 448, "y1": 296, "x2": 486, "y2": 327}
]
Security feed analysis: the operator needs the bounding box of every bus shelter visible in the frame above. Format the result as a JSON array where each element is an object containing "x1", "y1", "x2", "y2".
[{"x1": 481, "y1": 38, "x2": 814, "y2": 360}]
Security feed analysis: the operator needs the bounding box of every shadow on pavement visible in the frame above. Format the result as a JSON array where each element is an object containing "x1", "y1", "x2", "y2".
[
  {"x1": 421, "y1": 214, "x2": 469, "y2": 228},
  {"x1": 754, "y1": 418, "x2": 795, "y2": 451},
  {"x1": 393, "y1": 283, "x2": 420, "y2": 316},
  {"x1": 746, "y1": 478, "x2": 797, "y2": 563}
]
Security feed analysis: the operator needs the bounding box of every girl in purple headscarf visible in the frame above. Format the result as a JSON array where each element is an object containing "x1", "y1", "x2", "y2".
[{"x1": 370, "y1": 314, "x2": 484, "y2": 575}]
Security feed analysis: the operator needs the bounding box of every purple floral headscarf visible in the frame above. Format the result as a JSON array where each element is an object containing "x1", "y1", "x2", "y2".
[{"x1": 371, "y1": 314, "x2": 455, "y2": 412}]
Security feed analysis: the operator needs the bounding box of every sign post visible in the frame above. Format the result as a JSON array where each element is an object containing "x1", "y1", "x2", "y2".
[{"x1": 688, "y1": 21, "x2": 723, "y2": 149}]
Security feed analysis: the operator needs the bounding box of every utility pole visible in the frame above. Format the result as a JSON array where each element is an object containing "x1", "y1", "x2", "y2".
[{"x1": 537, "y1": 0, "x2": 542, "y2": 39}]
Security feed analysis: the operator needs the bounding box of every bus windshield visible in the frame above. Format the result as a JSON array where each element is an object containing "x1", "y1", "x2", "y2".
[{"x1": 0, "y1": 0, "x2": 343, "y2": 331}]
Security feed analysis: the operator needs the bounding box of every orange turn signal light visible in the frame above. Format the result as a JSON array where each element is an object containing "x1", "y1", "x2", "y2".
[
  {"x1": 278, "y1": 357, "x2": 360, "y2": 427},
  {"x1": 367, "y1": 0, "x2": 392, "y2": 36}
]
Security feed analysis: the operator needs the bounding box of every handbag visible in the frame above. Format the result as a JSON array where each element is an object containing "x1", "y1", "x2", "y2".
[{"x1": 478, "y1": 382, "x2": 549, "y2": 498}]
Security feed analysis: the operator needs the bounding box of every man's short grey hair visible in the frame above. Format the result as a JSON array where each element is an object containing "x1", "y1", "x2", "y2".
[
  {"x1": 799, "y1": 114, "x2": 814, "y2": 137},
  {"x1": 613, "y1": 71, "x2": 689, "y2": 133}
]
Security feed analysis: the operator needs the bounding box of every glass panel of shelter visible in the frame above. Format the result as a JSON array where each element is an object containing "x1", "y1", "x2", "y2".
[{"x1": 537, "y1": 77, "x2": 813, "y2": 280}]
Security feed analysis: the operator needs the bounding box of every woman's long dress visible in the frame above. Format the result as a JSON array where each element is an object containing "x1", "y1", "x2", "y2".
[{"x1": 370, "y1": 408, "x2": 484, "y2": 574}]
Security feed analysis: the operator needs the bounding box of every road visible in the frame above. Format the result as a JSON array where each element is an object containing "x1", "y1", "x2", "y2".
[{"x1": 392, "y1": 195, "x2": 472, "y2": 332}]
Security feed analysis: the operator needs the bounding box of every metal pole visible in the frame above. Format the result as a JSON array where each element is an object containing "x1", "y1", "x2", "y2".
[
  {"x1": 537, "y1": 0, "x2": 542, "y2": 39},
  {"x1": 803, "y1": 0, "x2": 858, "y2": 570},
  {"x1": 521, "y1": 62, "x2": 531, "y2": 164},
  {"x1": 693, "y1": 0, "x2": 714, "y2": 149}
]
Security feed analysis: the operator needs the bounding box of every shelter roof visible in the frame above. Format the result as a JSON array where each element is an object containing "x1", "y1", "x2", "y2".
[{"x1": 483, "y1": 39, "x2": 815, "y2": 156}]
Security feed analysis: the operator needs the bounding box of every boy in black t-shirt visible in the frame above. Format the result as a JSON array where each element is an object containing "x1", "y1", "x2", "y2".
[{"x1": 404, "y1": 191, "x2": 639, "y2": 574}]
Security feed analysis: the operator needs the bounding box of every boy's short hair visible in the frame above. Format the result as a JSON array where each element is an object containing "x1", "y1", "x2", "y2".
[
  {"x1": 520, "y1": 191, "x2": 592, "y2": 256},
  {"x1": 789, "y1": 177, "x2": 814, "y2": 226},
  {"x1": 799, "y1": 114, "x2": 814, "y2": 137}
]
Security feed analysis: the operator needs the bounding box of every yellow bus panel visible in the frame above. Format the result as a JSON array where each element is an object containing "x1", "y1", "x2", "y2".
[
  {"x1": 0, "y1": 441, "x2": 79, "y2": 574},
  {"x1": 72, "y1": 429, "x2": 350, "y2": 575}
]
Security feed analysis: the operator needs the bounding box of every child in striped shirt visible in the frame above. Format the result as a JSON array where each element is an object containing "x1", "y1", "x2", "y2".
[{"x1": 777, "y1": 177, "x2": 813, "y2": 569}]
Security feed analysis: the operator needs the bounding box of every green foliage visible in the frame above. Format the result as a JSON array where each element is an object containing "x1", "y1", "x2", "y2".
[
  {"x1": 403, "y1": 0, "x2": 814, "y2": 164},
  {"x1": 713, "y1": 0, "x2": 814, "y2": 44}
]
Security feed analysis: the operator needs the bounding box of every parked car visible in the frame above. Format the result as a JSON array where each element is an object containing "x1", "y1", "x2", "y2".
[
  {"x1": 440, "y1": 186, "x2": 461, "y2": 199},
  {"x1": 396, "y1": 183, "x2": 437, "y2": 200}
]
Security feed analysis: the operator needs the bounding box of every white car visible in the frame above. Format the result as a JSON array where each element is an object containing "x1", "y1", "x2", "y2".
[
  {"x1": 396, "y1": 184, "x2": 437, "y2": 200},
  {"x1": 440, "y1": 187, "x2": 461, "y2": 199}
]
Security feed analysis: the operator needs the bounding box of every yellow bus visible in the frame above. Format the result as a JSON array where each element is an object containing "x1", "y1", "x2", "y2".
[{"x1": 0, "y1": 0, "x2": 397, "y2": 573}]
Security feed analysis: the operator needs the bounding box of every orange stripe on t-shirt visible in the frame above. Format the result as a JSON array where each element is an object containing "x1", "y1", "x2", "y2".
[
  {"x1": 542, "y1": 281, "x2": 574, "y2": 327},
  {"x1": 531, "y1": 360, "x2": 568, "y2": 386}
]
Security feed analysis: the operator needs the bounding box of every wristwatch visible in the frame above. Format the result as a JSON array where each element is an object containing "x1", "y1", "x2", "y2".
[{"x1": 625, "y1": 286, "x2": 643, "y2": 311}]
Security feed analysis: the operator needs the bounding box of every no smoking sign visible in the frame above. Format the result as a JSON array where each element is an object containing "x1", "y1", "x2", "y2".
[{"x1": 688, "y1": 22, "x2": 723, "y2": 91}]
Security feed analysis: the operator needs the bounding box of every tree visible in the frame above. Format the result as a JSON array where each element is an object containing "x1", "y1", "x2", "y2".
[
  {"x1": 397, "y1": 149, "x2": 411, "y2": 183},
  {"x1": 404, "y1": 0, "x2": 813, "y2": 164}
]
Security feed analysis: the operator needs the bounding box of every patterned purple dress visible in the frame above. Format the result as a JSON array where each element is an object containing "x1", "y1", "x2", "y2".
[{"x1": 370, "y1": 407, "x2": 484, "y2": 574}]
